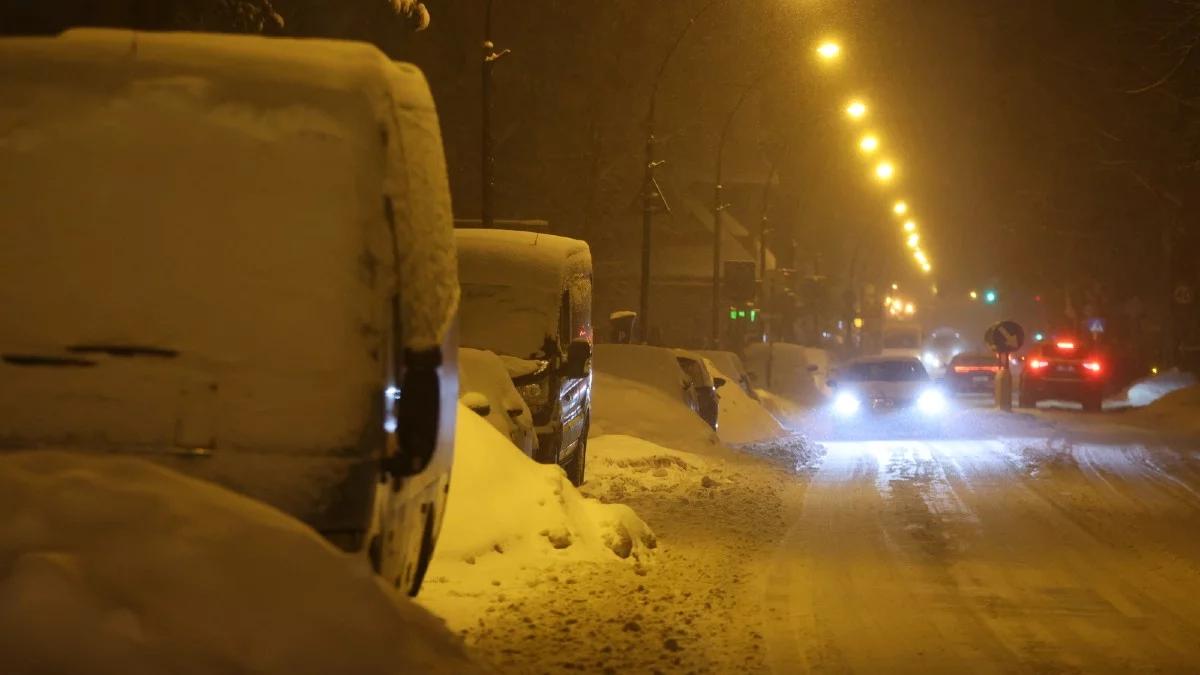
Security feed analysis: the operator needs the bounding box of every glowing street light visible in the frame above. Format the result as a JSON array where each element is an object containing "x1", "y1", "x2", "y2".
[
  {"x1": 846, "y1": 100, "x2": 867, "y2": 119},
  {"x1": 969, "y1": 290, "x2": 979, "y2": 300},
  {"x1": 921, "y1": 262, "x2": 932, "y2": 274},
  {"x1": 904, "y1": 302, "x2": 916, "y2": 315},
  {"x1": 903, "y1": 220, "x2": 916, "y2": 232},
  {"x1": 914, "y1": 250, "x2": 928, "y2": 265},
  {"x1": 906, "y1": 233, "x2": 920, "y2": 248},
  {"x1": 893, "y1": 200, "x2": 908, "y2": 215},
  {"x1": 859, "y1": 134, "x2": 880, "y2": 154},
  {"x1": 816, "y1": 41, "x2": 841, "y2": 61},
  {"x1": 874, "y1": 160, "x2": 895, "y2": 182}
]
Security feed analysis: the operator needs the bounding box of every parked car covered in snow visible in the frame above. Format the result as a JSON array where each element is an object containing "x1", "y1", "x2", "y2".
[
  {"x1": 697, "y1": 350, "x2": 759, "y2": 401},
  {"x1": 456, "y1": 229, "x2": 593, "y2": 485},
  {"x1": 458, "y1": 347, "x2": 536, "y2": 454},
  {"x1": 674, "y1": 349, "x2": 724, "y2": 430},
  {"x1": 0, "y1": 30, "x2": 458, "y2": 595}
]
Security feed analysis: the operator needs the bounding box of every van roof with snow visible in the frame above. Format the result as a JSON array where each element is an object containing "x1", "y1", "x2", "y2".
[{"x1": 0, "y1": 30, "x2": 456, "y2": 514}]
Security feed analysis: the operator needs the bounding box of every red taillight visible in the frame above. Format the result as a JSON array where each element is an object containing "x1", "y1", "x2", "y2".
[
  {"x1": 1056, "y1": 341, "x2": 1076, "y2": 350},
  {"x1": 1029, "y1": 358, "x2": 1050, "y2": 370},
  {"x1": 954, "y1": 365, "x2": 999, "y2": 373},
  {"x1": 1083, "y1": 361, "x2": 1102, "y2": 374}
]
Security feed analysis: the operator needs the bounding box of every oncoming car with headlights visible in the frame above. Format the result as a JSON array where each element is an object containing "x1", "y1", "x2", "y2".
[{"x1": 829, "y1": 356, "x2": 949, "y2": 423}]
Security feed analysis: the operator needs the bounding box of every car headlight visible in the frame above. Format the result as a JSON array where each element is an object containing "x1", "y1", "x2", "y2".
[
  {"x1": 517, "y1": 379, "x2": 551, "y2": 410},
  {"x1": 922, "y1": 352, "x2": 942, "y2": 369},
  {"x1": 833, "y1": 392, "x2": 861, "y2": 416},
  {"x1": 917, "y1": 388, "x2": 948, "y2": 415}
]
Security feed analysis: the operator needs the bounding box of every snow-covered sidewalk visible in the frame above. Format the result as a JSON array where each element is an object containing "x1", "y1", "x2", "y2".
[{"x1": 418, "y1": 431, "x2": 821, "y2": 673}]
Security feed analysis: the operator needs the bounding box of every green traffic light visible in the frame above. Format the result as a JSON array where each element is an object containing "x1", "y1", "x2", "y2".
[
  {"x1": 984, "y1": 290, "x2": 997, "y2": 304},
  {"x1": 729, "y1": 310, "x2": 737, "y2": 320}
]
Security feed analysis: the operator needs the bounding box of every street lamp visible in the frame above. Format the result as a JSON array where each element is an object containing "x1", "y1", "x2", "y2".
[
  {"x1": 858, "y1": 134, "x2": 879, "y2": 153},
  {"x1": 969, "y1": 290, "x2": 979, "y2": 300},
  {"x1": 921, "y1": 262, "x2": 932, "y2": 274},
  {"x1": 846, "y1": 100, "x2": 867, "y2": 119},
  {"x1": 893, "y1": 200, "x2": 907, "y2": 215},
  {"x1": 906, "y1": 232, "x2": 920, "y2": 248},
  {"x1": 903, "y1": 219, "x2": 916, "y2": 232},
  {"x1": 816, "y1": 40, "x2": 841, "y2": 61},
  {"x1": 874, "y1": 160, "x2": 895, "y2": 182}
]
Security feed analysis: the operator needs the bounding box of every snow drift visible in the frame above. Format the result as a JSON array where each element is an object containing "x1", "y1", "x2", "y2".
[
  {"x1": 0, "y1": 451, "x2": 480, "y2": 675},
  {"x1": 590, "y1": 344, "x2": 721, "y2": 455},
  {"x1": 431, "y1": 403, "x2": 655, "y2": 567}
]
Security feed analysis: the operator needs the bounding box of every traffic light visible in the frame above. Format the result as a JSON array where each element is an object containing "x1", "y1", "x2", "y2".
[{"x1": 984, "y1": 290, "x2": 998, "y2": 304}]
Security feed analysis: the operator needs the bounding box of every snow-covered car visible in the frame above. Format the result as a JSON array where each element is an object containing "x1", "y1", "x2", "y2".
[
  {"x1": 0, "y1": 30, "x2": 458, "y2": 595},
  {"x1": 697, "y1": 349, "x2": 759, "y2": 401},
  {"x1": 674, "y1": 349, "x2": 723, "y2": 430},
  {"x1": 456, "y1": 229, "x2": 593, "y2": 485},
  {"x1": 458, "y1": 347, "x2": 536, "y2": 455},
  {"x1": 828, "y1": 356, "x2": 949, "y2": 420}
]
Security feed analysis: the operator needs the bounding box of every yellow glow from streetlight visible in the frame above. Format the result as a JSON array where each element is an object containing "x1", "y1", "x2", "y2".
[
  {"x1": 816, "y1": 41, "x2": 841, "y2": 61},
  {"x1": 921, "y1": 262, "x2": 933, "y2": 274},
  {"x1": 914, "y1": 251, "x2": 928, "y2": 266},
  {"x1": 969, "y1": 290, "x2": 979, "y2": 300},
  {"x1": 891, "y1": 282, "x2": 899, "y2": 290},
  {"x1": 906, "y1": 233, "x2": 920, "y2": 248},
  {"x1": 874, "y1": 160, "x2": 895, "y2": 182},
  {"x1": 904, "y1": 302, "x2": 916, "y2": 315},
  {"x1": 859, "y1": 134, "x2": 879, "y2": 153},
  {"x1": 903, "y1": 220, "x2": 916, "y2": 233},
  {"x1": 893, "y1": 200, "x2": 908, "y2": 215},
  {"x1": 846, "y1": 100, "x2": 867, "y2": 119}
]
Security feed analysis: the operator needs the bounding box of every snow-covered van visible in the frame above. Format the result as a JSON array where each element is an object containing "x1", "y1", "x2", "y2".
[
  {"x1": 0, "y1": 30, "x2": 458, "y2": 595},
  {"x1": 455, "y1": 229, "x2": 593, "y2": 485}
]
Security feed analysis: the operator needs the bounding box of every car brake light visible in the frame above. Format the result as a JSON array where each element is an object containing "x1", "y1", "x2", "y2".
[
  {"x1": 1056, "y1": 341, "x2": 1076, "y2": 350},
  {"x1": 1083, "y1": 361, "x2": 1102, "y2": 373},
  {"x1": 1029, "y1": 359, "x2": 1050, "y2": 370}
]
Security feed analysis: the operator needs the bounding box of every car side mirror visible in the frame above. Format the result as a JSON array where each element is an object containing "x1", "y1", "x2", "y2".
[
  {"x1": 461, "y1": 392, "x2": 491, "y2": 417},
  {"x1": 713, "y1": 377, "x2": 727, "y2": 389},
  {"x1": 561, "y1": 338, "x2": 591, "y2": 379}
]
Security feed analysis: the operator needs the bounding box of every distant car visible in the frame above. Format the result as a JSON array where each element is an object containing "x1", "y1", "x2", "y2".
[
  {"x1": 1019, "y1": 339, "x2": 1107, "y2": 411},
  {"x1": 829, "y1": 356, "x2": 948, "y2": 418},
  {"x1": 922, "y1": 330, "x2": 965, "y2": 379},
  {"x1": 456, "y1": 229, "x2": 593, "y2": 485},
  {"x1": 674, "y1": 350, "x2": 724, "y2": 430},
  {"x1": 946, "y1": 352, "x2": 1000, "y2": 394}
]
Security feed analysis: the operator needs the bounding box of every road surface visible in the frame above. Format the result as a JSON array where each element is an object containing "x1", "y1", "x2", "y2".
[{"x1": 765, "y1": 420, "x2": 1200, "y2": 673}]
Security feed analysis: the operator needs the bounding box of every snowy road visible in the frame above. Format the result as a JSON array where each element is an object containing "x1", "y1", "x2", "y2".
[{"x1": 765, "y1": 431, "x2": 1200, "y2": 673}]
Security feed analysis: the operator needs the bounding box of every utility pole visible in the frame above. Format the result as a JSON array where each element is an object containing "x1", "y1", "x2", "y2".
[
  {"x1": 640, "y1": 0, "x2": 725, "y2": 342},
  {"x1": 481, "y1": 0, "x2": 509, "y2": 229}
]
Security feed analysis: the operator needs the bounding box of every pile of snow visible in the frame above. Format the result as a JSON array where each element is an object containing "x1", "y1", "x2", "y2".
[
  {"x1": 590, "y1": 344, "x2": 721, "y2": 455},
  {"x1": 458, "y1": 347, "x2": 534, "y2": 453},
  {"x1": 1118, "y1": 384, "x2": 1200, "y2": 436},
  {"x1": 582, "y1": 434, "x2": 719, "y2": 503},
  {"x1": 742, "y1": 342, "x2": 831, "y2": 407},
  {"x1": 432, "y1": 403, "x2": 655, "y2": 569},
  {"x1": 1116, "y1": 368, "x2": 1196, "y2": 408},
  {"x1": 703, "y1": 358, "x2": 785, "y2": 445},
  {"x1": 0, "y1": 451, "x2": 479, "y2": 675}
]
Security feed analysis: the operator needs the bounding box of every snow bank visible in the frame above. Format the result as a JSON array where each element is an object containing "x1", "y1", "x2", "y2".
[
  {"x1": 432, "y1": 403, "x2": 655, "y2": 568},
  {"x1": 742, "y1": 342, "x2": 832, "y2": 407},
  {"x1": 591, "y1": 344, "x2": 721, "y2": 455},
  {"x1": 1116, "y1": 368, "x2": 1196, "y2": 408},
  {"x1": 0, "y1": 451, "x2": 479, "y2": 675},
  {"x1": 1117, "y1": 384, "x2": 1200, "y2": 436},
  {"x1": 703, "y1": 358, "x2": 785, "y2": 445}
]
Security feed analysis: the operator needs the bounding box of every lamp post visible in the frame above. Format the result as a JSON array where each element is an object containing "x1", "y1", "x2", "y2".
[{"x1": 639, "y1": 0, "x2": 725, "y2": 342}]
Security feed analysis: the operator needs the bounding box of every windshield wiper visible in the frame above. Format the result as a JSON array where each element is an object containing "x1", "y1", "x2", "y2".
[
  {"x1": 66, "y1": 344, "x2": 179, "y2": 358},
  {"x1": 3, "y1": 354, "x2": 96, "y2": 367}
]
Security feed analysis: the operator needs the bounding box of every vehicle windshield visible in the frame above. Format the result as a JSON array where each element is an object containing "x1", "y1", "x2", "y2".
[
  {"x1": 841, "y1": 360, "x2": 929, "y2": 382},
  {"x1": 459, "y1": 283, "x2": 562, "y2": 360}
]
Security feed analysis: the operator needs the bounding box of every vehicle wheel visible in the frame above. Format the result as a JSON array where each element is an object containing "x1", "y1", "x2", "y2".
[
  {"x1": 1082, "y1": 393, "x2": 1103, "y2": 413},
  {"x1": 1017, "y1": 388, "x2": 1037, "y2": 409},
  {"x1": 406, "y1": 509, "x2": 436, "y2": 597},
  {"x1": 565, "y1": 421, "x2": 589, "y2": 487}
]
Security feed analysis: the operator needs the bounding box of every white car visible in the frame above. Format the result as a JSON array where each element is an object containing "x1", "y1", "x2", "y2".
[{"x1": 829, "y1": 356, "x2": 948, "y2": 418}]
